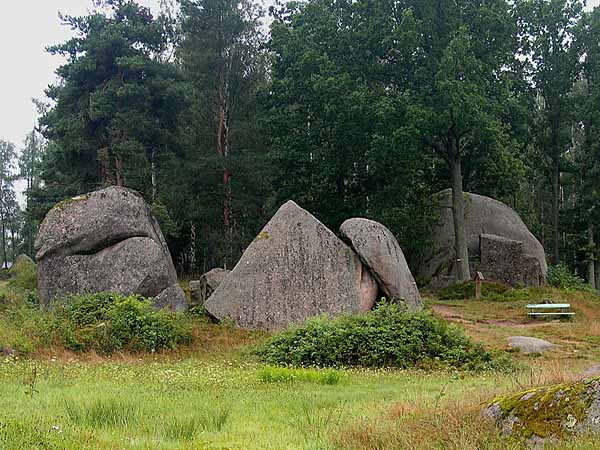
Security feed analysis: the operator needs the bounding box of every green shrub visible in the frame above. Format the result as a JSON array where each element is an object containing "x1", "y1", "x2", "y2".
[
  {"x1": 437, "y1": 281, "x2": 509, "y2": 300},
  {"x1": 7, "y1": 258, "x2": 37, "y2": 292},
  {"x1": 547, "y1": 264, "x2": 595, "y2": 292},
  {"x1": 257, "y1": 303, "x2": 507, "y2": 370},
  {"x1": 55, "y1": 292, "x2": 193, "y2": 354}
]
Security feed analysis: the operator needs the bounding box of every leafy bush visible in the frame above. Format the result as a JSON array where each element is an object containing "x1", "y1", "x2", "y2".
[
  {"x1": 55, "y1": 292, "x2": 193, "y2": 353},
  {"x1": 257, "y1": 303, "x2": 506, "y2": 370},
  {"x1": 437, "y1": 281, "x2": 509, "y2": 300},
  {"x1": 7, "y1": 258, "x2": 37, "y2": 292},
  {"x1": 547, "y1": 264, "x2": 595, "y2": 292}
]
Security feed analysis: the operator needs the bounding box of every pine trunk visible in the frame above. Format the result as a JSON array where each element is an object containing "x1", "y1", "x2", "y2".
[{"x1": 589, "y1": 224, "x2": 597, "y2": 290}]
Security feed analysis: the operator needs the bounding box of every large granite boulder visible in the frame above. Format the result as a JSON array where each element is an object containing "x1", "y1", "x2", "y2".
[
  {"x1": 340, "y1": 218, "x2": 422, "y2": 310},
  {"x1": 483, "y1": 378, "x2": 600, "y2": 444},
  {"x1": 35, "y1": 187, "x2": 186, "y2": 311},
  {"x1": 415, "y1": 189, "x2": 547, "y2": 288},
  {"x1": 204, "y1": 201, "x2": 378, "y2": 330},
  {"x1": 189, "y1": 268, "x2": 230, "y2": 306}
]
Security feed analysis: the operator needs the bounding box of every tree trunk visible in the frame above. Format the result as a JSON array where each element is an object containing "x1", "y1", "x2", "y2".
[
  {"x1": 151, "y1": 148, "x2": 157, "y2": 203},
  {"x1": 551, "y1": 118, "x2": 560, "y2": 264},
  {"x1": 589, "y1": 223, "x2": 597, "y2": 289},
  {"x1": 449, "y1": 148, "x2": 470, "y2": 283},
  {"x1": 0, "y1": 205, "x2": 7, "y2": 269}
]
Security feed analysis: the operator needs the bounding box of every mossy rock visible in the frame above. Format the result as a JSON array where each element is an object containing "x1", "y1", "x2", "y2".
[{"x1": 483, "y1": 377, "x2": 600, "y2": 443}]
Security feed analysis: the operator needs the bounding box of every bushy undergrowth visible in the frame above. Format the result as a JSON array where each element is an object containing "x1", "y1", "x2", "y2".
[
  {"x1": 547, "y1": 264, "x2": 595, "y2": 292},
  {"x1": 257, "y1": 303, "x2": 508, "y2": 371},
  {"x1": 0, "y1": 290, "x2": 192, "y2": 355},
  {"x1": 55, "y1": 293, "x2": 193, "y2": 353},
  {"x1": 437, "y1": 281, "x2": 509, "y2": 300},
  {"x1": 7, "y1": 259, "x2": 37, "y2": 292}
]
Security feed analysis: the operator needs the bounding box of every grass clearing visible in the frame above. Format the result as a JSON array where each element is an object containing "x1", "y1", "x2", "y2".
[{"x1": 2, "y1": 282, "x2": 600, "y2": 448}]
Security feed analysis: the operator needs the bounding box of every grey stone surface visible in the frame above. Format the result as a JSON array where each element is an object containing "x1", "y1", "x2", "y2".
[
  {"x1": 508, "y1": 336, "x2": 555, "y2": 354},
  {"x1": 190, "y1": 268, "x2": 230, "y2": 306},
  {"x1": 483, "y1": 378, "x2": 600, "y2": 443},
  {"x1": 479, "y1": 234, "x2": 544, "y2": 287},
  {"x1": 414, "y1": 189, "x2": 547, "y2": 288},
  {"x1": 35, "y1": 186, "x2": 186, "y2": 311},
  {"x1": 204, "y1": 200, "x2": 378, "y2": 330},
  {"x1": 340, "y1": 218, "x2": 422, "y2": 310}
]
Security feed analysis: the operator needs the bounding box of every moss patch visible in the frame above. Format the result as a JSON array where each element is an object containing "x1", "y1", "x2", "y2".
[
  {"x1": 52, "y1": 194, "x2": 89, "y2": 212},
  {"x1": 255, "y1": 231, "x2": 270, "y2": 241},
  {"x1": 488, "y1": 378, "x2": 600, "y2": 439}
]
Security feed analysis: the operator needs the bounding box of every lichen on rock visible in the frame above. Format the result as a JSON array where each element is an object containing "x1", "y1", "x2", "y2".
[{"x1": 483, "y1": 377, "x2": 600, "y2": 443}]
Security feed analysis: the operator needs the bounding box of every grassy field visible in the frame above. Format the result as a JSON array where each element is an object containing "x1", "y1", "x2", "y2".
[{"x1": 2, "y1": 281, "x2": 600, "y2": 449}]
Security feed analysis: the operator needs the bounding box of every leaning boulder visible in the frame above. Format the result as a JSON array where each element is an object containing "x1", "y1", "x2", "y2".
[
  {"x1": 204, "y1": 201, "x2": 378, "y2": 330},
  {"x1": 35, "y1": 186, "x2": 186, "y2": 311},
  {"x1": 340, "y1": 218, "x2": 422, "y2": 310},
  {"x1": 190, "y1": 268, "x2": 230, "y2": 306},
  {"x1": 415, "y1": 190, "x2": 547, "y2": 288},
  {"x1": 483, "y1": 378, "x2": 600, "y2": 443}
]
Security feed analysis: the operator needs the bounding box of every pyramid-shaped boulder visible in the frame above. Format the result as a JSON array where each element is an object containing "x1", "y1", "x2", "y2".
[{"x1": 204, "y1": 201, "x2": 378, "y2": 330}]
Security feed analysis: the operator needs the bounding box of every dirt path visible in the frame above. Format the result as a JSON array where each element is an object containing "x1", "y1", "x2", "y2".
[{"x1": 431, "y1": 304, "x2": 559, "y2": 329}]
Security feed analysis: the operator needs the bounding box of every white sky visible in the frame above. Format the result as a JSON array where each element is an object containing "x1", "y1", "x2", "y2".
[{"x1": 1, "y1": 0, "x2": 599, "y2": 203}]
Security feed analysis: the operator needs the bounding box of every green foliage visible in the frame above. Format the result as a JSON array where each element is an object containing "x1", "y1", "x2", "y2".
[
  {"x1": 0, "y1": 288, "x2": 192, "y2": 356},
  {"x1": 7, "y1": 260, "x2": 37, "y2": 292},
  {"x1": 257, "y1": 367, "x2": 341, "y2": 385},
  {"x1": 547, "y1": 264, "x2": 595, "y2": 292},
  {"x1": 437, "y1": 281, "x2": 510, "y2": 300},
  {"x1": 257, "y1": 303, "x2": 505, "y2": 370},
  {"x1": 55, "y1": 293, "x2": 193, "y2": 354}
]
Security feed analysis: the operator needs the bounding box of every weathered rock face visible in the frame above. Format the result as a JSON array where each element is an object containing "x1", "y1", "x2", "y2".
[
  {"x1": 9, "y1": 254, "x2": 36, "y2": 276},
  {"x1": 479, "y1": 234, "x2": 544, "y2": 287},
  {"x1": 340, "y1": 218, "x2": 422, "y2": 311},
  {"x1": 415, "y1": 190, "x2": 547, "y2": 288},
  {"x1": 189, "y1": 268, "x2": 230, "y2": 306},
  {"x1": 204, "y1": 201, "x2": 378, "y2": 330},
  {"x1": 35, "y1": 187, "x2": 186, "y2": 311},
  {"x1": 508, "y1": 336, "x2": 555, "y2": 354},
  {"x1": 483, "y1": 378, "x2": 600, "y2": 444}
]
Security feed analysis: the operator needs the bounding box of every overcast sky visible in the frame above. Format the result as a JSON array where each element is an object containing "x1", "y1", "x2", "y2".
[{"x1": 1, "y1": 0, "x2": 599, "y2": 201}]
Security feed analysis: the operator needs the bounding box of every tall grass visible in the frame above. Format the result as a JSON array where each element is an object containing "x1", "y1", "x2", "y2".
[{"x1": 65, "y1": 398, "x2": 140, "y2": 428}]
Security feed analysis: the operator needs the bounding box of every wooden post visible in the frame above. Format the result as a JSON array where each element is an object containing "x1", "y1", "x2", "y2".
[{"x1": 474, "y1": 271, "x2": 484, "y2": 299}]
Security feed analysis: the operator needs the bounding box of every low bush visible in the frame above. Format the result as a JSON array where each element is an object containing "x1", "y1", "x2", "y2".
[
  {"x1": 257, "y1": 303, "x2": 508, "y2": 370},
  {"x1": 437, "y1": 281, "x2": 509, "y2": 300},
  {"x1": 0, "y1": 289, "x2": 193, "y2": 355},
  {"x1": 547, "y1": 264, "x2": 595, "y2": 292},
  {"x1": 55, "y1": 292, "x2": 193, "y2": 353},
  {"x1": 7, "y1": 258, "x2": 37, "y2": 292}
]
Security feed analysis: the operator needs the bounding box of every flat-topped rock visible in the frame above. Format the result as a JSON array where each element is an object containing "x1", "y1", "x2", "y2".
[
  {"x1": 190, "y1": 268, "x2": 230, "y2": 306},
  {"x1": 204, "y1": 201, "x2": 378, "y2": 330},
  {"x1": 340, "y1": 218, "x2": 422, "y2": 310},
  {"x1": 508, "y1": 336, "x2": 555, "y2": 354}
]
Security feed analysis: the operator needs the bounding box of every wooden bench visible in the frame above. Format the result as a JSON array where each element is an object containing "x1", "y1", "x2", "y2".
[{"x1": 526, "y1": 303, "x2": 574, "y2": 318}]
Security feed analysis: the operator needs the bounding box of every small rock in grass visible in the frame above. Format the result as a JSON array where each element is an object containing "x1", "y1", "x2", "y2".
[{"x1": 508, "y1": 336, "x2": 555, "y2": 354}]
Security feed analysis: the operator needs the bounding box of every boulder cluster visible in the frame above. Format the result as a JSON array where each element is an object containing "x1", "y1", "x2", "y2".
[
  {"x1": 200, "y1": 201, "x2": 422, "y2": 330},
  {"x1": 35, "y1": 186, "x2": 548, "y2": 331}
]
